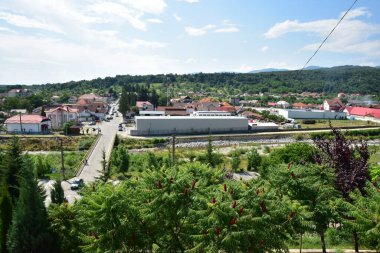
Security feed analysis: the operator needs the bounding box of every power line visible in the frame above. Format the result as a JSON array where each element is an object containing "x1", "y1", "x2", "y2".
[{"x1": 299, "y1": 0, "x2": 359, "y2": 71}]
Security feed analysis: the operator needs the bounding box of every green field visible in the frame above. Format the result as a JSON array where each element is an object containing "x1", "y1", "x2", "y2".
[
  {"x1": 30, "y1": 151, "x2": 86, "y2": 180},
  {"x1": 298, "y1": 119, "x2": 378, "y2": 129}
]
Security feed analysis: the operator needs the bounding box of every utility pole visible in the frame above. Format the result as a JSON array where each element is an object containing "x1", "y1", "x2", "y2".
[
  {"x1": 19, "y1": 112, "x2": 23, "y2": 134},
  {"x1": 172, "y1": 134, "x2": 176, "y2": 165},
  {"x1": 57, "y1": 138, "x2": 65, "y2": 179}
]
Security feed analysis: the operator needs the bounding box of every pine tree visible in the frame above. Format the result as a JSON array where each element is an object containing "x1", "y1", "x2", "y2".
[
  {"x1": 206, "y1": 136, "x2": 215, "y2": 168},
  {"x1": 117, "y1": 146, "x2": 129, "y2": 173},
  {"x1": 4, "y1": 137, "x2": 23, "y2": 204},
  {"x1": 6, "y1": 156, "x2": 57, "y2": 253},
  {"x1": 51, "y1": 180, "x2": 66, "y2": 205},
  {"x1": 0, "y1": 185, "x2": 12, "y2": 253},
  {"x1": 247, "y1": 148, "x2": 261, "y2": 171},
  {"x1": 231, "y1": 150, "x2": 241, "y2": 172}
]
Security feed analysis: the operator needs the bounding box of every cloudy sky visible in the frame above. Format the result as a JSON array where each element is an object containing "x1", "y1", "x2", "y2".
[{"x1": 1, "y1": 0, "x2": 380, "y2": 84}]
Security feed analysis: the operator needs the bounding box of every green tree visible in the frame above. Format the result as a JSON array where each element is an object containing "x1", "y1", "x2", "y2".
[
  {"x1": 231, "y1": 150, "x2": 241, "y2": 172},
  {"x1": 206, "y1": 136, "x2": 215, "y2": 168},
  {"x1": 118, "y1": 86, "x2": 130, "y2": 116},
  {"x1": 6, "y1": 156, "x2": 57, "y2": 253},
  {"x1": 247, "y1": 148, "x2": 261, "y2": 171},
  {"x1": 51, "y1": 180, "x2": 65, "y2": 205},
  {"x1": 345, "y1": 183, "x2": 380, "y2": 251},
  {"x1": 268, "y1": 164, "x2": 340, "y2": 253},
  {"x1": 48, "y1": 204, "x2": 82, "y2": 253},
  {"x1": 0, "y1": 186, "x2": 12, "y2": 253},
  {"x1": 3, "y1": 137, "x2": 23, "y2": 204}
]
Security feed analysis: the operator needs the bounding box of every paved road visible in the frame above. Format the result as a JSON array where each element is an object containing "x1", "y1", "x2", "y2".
[
  {"x1": 78, "y1": 115, "x2": 122, "y2": 182},
  {"x1": 42, "y1": 108, "x2": 123, "y2": 205}
]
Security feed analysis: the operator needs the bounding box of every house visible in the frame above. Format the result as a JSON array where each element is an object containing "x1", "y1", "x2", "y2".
[
  {"x1": 51, "y1": 95, "x2": 60, "y2": 104},
  {"x1": 10, "y1": 109, "x2": 27, "y2": 115},
  {"x1": 276, "y1": 101, "x2": 290, "y2": 108},
  {"x1": 337, "y1": 93, "x2": 346, "y2": 98},
  {"x1": 180, "y1": 96, "x2": 193, "y2": 103},
  {"x1": 68, "y1": 96, "x2": 78, "y2": 104},
  {"x1": 7, "y1": 89, "x2": 31, "y2": 97},
  {"x1": 216, "y1": 106, "x2": 236, "y2": 114},
  {"x1": 242, "y1": 111, "x2": 264, "y2": 120},
  {"x1": 323, "y1": 99, "x2": 345, "y2": 111},
  {"x1": 267, "y1": 102, "x2": 277, "y2": 107},
  {"x1": 292, "y1": 102, "x2": 308, "y2": 109},
  {"x1": 229, "y1": 97, "x2": 240, "y2": 106},
  {"x1": 78, "y1": 93, "x2": 106, "y2": 102},
  {"x1": 45, "y1": 106, "x2": 79, "y2": 129},
  {"x1": 344, "y1": 107, "x2": 380, "y2": 120},
  {"x1": 195, "y1": 102, "x2": 220, "y2": 111},
  {"x1": 136, "y1": 101, "x2": 154, "y2": 111},
  {"x1": 4, "y1": 114, "x2": 51, "y2": 134},
  {"x1": 74, "y1": 101, "x2": 108, "y2": 121},
  {"x1": 157, "y1": 106, "x2": 187, "y2": 116}
]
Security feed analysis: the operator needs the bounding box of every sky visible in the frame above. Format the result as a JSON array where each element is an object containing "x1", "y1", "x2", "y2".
[{"x1": 0, "y1": 0, "x2": 380, "y2": 85}]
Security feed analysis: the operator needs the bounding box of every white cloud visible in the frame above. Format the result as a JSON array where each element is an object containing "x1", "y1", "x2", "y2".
[
  {"x1": 186, "y1": 20, "x2": 239, "y2": 36},
  {"x1": 0, "y1": 32, "x2": 174, "y2": 84},
  {"x1": 261, "y1": 46, "x2": 269, "y2": 52},
  {"x1": 264, "y1": 7, "x2": 380, "y2": 57},
  {"x1": 184, "y1": 58, "x2": 197, "y2": 63},
  {"x1": 174, "y1": 14, "x2": 182, "y2": 22},
  {"x1": 185, "y1": 24, "x2": 215, "y2": 36},
  {"x1": 0, "y1": 11, "x2": 64, "y2": 33},
  {"x1": 214, "y1": 27, "x2": 238, "y2": 33},
  {"x1": 0, "y1": 26, "x2": 16, "y2": 33},
  {"x1": 147, "y1": 18, "x2": 163, "y2": 24},
  {"x1": 238, "y1": 64, "x2": 254, "y2": 72},
  {"x1": 89, "y1": 2, "x2": 147, "y2": 31},
  {"x1": 342, "y1": 7, "x2": 371, "y2": 19},
  {"x1": 119, "y1": 0, "x2": 167, "y2": 14}
]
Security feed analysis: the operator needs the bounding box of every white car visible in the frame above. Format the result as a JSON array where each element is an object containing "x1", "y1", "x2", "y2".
[{"x1": 70, "y1": 178, "x2": 84, "y2": 190}]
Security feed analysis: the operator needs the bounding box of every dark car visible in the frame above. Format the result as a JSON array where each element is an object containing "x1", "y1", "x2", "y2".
[{"x1": 70, "y1": 178, "x2": 84, "y2": 190}]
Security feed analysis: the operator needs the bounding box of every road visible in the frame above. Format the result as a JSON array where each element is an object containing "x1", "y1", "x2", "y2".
[{"x1": 43, "y1": 109, "x2": 123, "y2": 205}]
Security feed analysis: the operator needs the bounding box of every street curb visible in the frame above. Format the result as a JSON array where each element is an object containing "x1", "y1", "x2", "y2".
[{"x1": 75, "y1": 134, "x2": 102, "y2": 177}]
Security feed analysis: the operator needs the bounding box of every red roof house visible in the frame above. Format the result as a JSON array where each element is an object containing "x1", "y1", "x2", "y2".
[{"x1": 5, "y1": 114, "x2": 51, "y2": 134}]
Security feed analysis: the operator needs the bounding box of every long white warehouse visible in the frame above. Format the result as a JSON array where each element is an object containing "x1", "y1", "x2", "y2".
[
  {"x1": 278, "y1": 109, "x2": 347, "y2": 120},
  {"x1": 130, "y1": 116, "x2": 248, "y2": 136}
]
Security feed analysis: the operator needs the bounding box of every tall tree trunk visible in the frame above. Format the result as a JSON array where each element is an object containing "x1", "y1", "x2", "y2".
[
  {"x1": 353, "y1": 231, "x2": 360, "y2": 253},
  {"x1": 320, "y1": 231, "x2": 327, "y2": 253},
  {"x1": 299, "y1": 233, "x2": 303, "y2": 253}
]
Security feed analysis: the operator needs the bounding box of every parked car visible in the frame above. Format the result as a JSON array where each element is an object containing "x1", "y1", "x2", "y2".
[
  {"x1": 70, "y1": 178, "x2": 84, "y2": 190},
  {"x1": 89, "y1": 121, "x2": 96, "y2": 125}
]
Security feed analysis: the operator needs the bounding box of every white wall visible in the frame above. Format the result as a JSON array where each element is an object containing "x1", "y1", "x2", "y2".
[
  {"x1": 6, "y1": 122, "x2": 51, "y2": 133},
  {"x1": 278, "y1": 109, "x2": 346, "y2": 119},
  {"x1": 131, "y1": 116, "x2": 248, "y2": 135}
]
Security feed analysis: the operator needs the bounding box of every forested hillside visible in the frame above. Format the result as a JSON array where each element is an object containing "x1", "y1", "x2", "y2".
[{"x1": 30, "y1": 65, "x2": 380, "y2": 95}]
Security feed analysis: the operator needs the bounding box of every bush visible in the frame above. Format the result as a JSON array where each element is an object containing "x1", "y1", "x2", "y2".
[
  {"x1": 78, "y1": 137, "x2": 95, "y2": 150},
  {"x1": 302, "y1": 119, "x2": 316, "y2": 124}
]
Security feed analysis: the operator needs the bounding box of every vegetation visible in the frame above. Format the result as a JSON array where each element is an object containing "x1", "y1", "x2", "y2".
[{"x1": 1, "y1": 126, "x2": 380, "y2": 252}]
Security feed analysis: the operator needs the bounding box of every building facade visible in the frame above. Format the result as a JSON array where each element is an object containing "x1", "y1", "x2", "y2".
[
  {"x1": 5, "y1": 114, "x2": 51, "y2": 134},
  {"x1": 130, "y1": 116, "x2": 248, "y2": 136}
]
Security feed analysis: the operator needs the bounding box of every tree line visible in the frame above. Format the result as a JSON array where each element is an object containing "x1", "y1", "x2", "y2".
[{"x1": 1, "y1": 128, "x2": 380, "y2": 252}]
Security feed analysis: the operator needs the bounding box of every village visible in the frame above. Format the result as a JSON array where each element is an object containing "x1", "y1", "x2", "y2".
[{"x1": 1, "y1": 87, "x2": 379, "y2": 136}]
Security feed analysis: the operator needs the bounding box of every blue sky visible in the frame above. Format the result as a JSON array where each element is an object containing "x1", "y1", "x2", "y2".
[{"x1": 0, "y1": 0, "x2": 379, "y2": 84}]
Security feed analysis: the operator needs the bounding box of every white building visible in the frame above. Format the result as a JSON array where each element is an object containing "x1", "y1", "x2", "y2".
[
  {"x1": 45, "y1": 106, "x2": 79, "y2": 129},
  {"x1": 276, "y1": 101, "x2": 290, "y2": 108},
  {"x1": 5, "y1": 114, "x2": 51, "y2": 134},
  {"x1": 192, "y1": 111, "x2": 232, "y2": 116},
  {"x1": 139, "y1": 110, "x2": 165, "y2": 116},
  {"x1": 249, "y1": 122, "x2": 279, "y2": 131},
  {"x1": 130, "y1": 116, "x2": 248, "y2": 136},
  {"x1": 278, "y1": 109, "x2": 347, "y2": 120}
]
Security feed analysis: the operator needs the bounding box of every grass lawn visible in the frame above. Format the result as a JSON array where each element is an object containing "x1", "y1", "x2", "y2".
[
  {"x1": 299, "y1": 119, "x2": 378, "y2": 129},
  {"x1": 30, "y1": 151, "x2": 86, "y2": 180},
  {"x1": 0, "y1": 135, "x2": 96, "y2": 151}
]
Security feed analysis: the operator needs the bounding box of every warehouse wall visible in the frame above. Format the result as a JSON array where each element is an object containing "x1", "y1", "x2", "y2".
[{"x1": 131, "y1": 116, "x2": 248, "y2": 136}]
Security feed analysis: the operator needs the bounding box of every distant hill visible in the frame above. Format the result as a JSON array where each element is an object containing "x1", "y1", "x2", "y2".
[
  {"x1": 29, "y1": 65, "x2": 380, "y2": 96},
  {"x1": 249, "y1": 68, "x2": 289, "y2": 74},
  {"x1": 249, "y1": 66, "x2": 323, "y2": 74}
]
